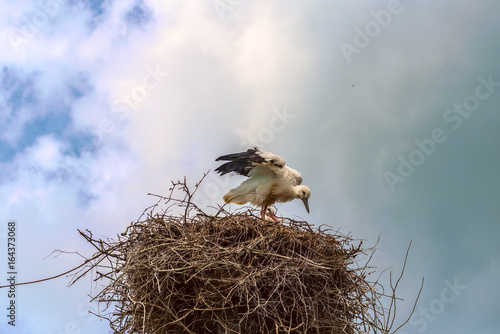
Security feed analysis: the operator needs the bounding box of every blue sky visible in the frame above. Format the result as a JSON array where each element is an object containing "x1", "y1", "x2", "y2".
[{"x1": 1, "y1": 0, "x2": 499, "y2": 333}]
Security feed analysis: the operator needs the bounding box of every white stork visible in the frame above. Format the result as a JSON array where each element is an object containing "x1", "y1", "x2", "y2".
[
  {"x1": 264, "y1": 206, "x2": 279, "y2": 222},
  {"x1": 215, "y1": 147, "x2": 311, "y2": 221}
]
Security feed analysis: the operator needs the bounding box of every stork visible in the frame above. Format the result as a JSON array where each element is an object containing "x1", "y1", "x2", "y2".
[
  {"x1": 215, "y1": 147, "x2": 311, "y2": 221},
  {"x1": 264, "y1": 206, "x2": 279, "y2": 223}
]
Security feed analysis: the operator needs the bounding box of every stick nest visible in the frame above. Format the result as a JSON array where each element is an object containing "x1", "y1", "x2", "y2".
[{"x1": 75, "y1": 177, "x2": 416, "y2": 334}]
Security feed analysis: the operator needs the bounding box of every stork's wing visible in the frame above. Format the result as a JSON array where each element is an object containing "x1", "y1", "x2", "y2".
[
  {"x1": 215, "y1": 147, "x2": 285, "y2": 177},
  {"x1": 284, "y1": 166, "x2": 303, "y2": 186}
]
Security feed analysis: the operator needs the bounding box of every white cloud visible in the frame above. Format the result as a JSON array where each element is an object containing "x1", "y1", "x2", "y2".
[{"x1": 30, "y1": 135, "x2": 60, "y2": 169}]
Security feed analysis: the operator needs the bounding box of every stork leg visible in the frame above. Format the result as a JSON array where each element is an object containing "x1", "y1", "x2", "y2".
[{"x1": 260, "y1": 205, "x2": 268, "y2": 221}]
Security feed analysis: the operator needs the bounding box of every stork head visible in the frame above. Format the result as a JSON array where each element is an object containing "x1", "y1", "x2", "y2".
[
  {"x1": 265, "y1": 206, "x2": 280, "y2": 222},
  {"x1": 295, "y1": 185, "x2": 311, "y2": 213}
]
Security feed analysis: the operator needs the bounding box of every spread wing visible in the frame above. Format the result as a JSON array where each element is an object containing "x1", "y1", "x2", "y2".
[
  {"x1": 215, "y1": 147, "x2": 285, "y2": 177},
  {"x1": 284, "y1": 166, "x2": 303, "y2": 186}
]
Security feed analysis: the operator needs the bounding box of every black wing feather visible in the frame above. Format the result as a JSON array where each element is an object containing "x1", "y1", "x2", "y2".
[{"x1": 215, "y1": 147, "x2": 264, "y2": 177}]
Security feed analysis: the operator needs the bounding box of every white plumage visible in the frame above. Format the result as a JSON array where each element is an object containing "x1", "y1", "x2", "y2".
[
  {"x1": 264, "y1": 206, "x2": 279, "y2": 222},
  {"x1": 215, "y1": 147, "x2": 311, "y2": 220}
]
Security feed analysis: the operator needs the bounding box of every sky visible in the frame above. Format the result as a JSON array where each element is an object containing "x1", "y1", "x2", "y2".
[{"x1": 1, "y1": 0, "x2": 499, "y2": 333}]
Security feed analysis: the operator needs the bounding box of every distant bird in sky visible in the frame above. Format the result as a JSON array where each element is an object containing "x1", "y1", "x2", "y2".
[{"x1": 215, "y1": 147, "x2": 311, "y2": 221}]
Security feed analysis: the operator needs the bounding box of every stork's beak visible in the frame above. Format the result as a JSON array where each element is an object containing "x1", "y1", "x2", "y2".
[
  {"x1": 301, "y1": 198, "x2": 310, "y2": 213},
  {"x1": 269, "y1": 212, "x2": 280, "y2": 222}
]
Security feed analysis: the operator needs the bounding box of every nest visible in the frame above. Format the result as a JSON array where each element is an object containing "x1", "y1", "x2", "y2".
[{"x1": 73, "y1": 177, "x2": 418, "y2": 334}]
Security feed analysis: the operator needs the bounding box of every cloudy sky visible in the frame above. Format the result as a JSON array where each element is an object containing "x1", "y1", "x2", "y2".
[{"x1": 1, "y1": 0, "x2": 499, "y2": 333}]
